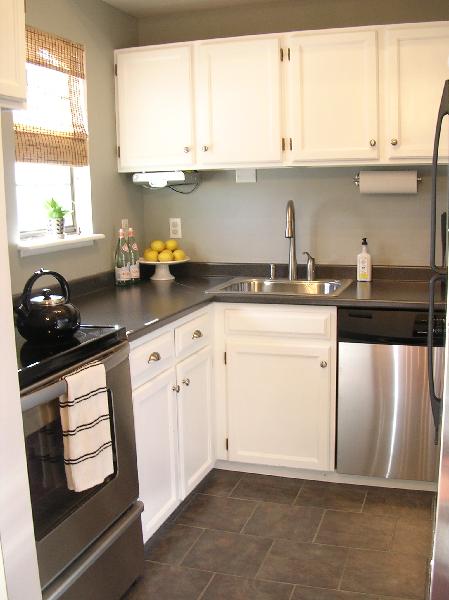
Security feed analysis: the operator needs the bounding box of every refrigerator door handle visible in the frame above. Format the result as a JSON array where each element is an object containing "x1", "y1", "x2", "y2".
[
  {"x1": 430, "y1": 80, "x2": 449, "y2": 272},
  {"x1": 428, "y1": 273, "x2": 445, "y2": 442}
]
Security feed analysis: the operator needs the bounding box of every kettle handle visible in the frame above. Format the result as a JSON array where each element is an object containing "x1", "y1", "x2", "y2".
[{"x1": 21, "y1": 268, "x2": 71, "y2": 313}]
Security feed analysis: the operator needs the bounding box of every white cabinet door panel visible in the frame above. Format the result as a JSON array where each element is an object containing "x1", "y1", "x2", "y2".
[
  {"x1": 115, "y1": 45, "x2": 194, "y2": 171},
  {"x1": 195, "y1": 37, "x2": 283, "y2": 165},
  {"x1": 385, "y1": 25, "x2": 449, "y2": 160},
  {"x1": 287, "y1": 30, "x2": 378, "y2": 162},
  {"x1": 227, "y1": 338, "x2": 334, "y2": 470},
  {"x1": 132, "y1": 369, "x2": 179, "y2": 542},
  {"x1": 177, "y1": 347, "x2": 213, "y2": 496},
  {"x1": 0, "y1": 0, "x2": 26, "y2": 106}
]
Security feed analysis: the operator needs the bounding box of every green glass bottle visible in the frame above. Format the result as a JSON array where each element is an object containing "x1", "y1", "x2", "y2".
[
  {"x1": 127, "y1": 227, "x2": 140, "y2": 284},
  {"x1": 114, "y1": 228, "x2": 131, "y2": 286}
]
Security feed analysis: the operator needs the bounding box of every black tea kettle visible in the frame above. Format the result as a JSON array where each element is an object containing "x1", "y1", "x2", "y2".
[{"x1": 15, "y1": 269, "x2": 81, "y2": 342}]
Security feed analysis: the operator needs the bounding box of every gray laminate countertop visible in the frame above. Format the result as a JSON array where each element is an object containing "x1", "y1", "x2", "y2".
[{"x1": 73, "y1": 274, "x2": 445, "y2": 342}]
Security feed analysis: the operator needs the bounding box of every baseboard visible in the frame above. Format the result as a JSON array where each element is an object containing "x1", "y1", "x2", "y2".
[{"x1": 214, "y1": 460, "x2": 438, "y2": 492}]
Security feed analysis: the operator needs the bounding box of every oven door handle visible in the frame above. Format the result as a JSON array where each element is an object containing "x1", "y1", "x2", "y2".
[{"x1": 21, "y1": 341, "x2": 129, "y2": 413}]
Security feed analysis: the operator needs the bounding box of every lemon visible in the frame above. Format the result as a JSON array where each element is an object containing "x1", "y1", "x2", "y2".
[
  {"x1": 143, "y1": 248, "x2": 158, "y2": 261},
  {"x1": 173, "y1": 249, "x2": 186, "y2": 261},
  {"x1": 158, "y1": 249, "x2": 174, "y2": 262},
  {"x1": 165, "y1": 239, "x2": 178, "y2": 251},
  {"x1": 150, "y1": 240, "x2": 165, "y2": 252}
]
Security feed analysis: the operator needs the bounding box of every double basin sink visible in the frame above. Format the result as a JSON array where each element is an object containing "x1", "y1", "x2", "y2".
[{"x1": 207, "y1": 278, "x2": 353, "y2": 297}]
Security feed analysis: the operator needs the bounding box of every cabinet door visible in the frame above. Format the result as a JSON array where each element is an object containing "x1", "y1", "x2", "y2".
[
  {"x1": 132, "y1": 369, "x2": 179, "y2": 542},
  {"x1": 385, "y1": 25, "x2": 449, "y2": 160},
  {"x1": 286, "y1": 30, "x2": 378, "y2": 162},
  {"x1": 177, "y1": 347, "x2": 213, "y2": 496},
  {"x1": 0, "y1": 0, "x2": 26, "y2": 107},
  {"x1": 195, "y1": 36, "x2": 283, "y2": 166},
  {"x1": 227, "y1": 338, "x2": 334, "y2": 470},
  {"x1": 115, "y1": 45, "x2": 194, "y2": 172}
]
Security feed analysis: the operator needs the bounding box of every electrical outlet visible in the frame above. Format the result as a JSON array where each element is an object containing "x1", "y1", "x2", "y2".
[{"x1": 169, "y1": 218, "x2": 182, "y2": 239}]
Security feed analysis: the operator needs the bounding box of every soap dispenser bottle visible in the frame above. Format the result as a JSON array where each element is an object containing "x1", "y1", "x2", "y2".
[{"x1": 357, "y1": 237, "x2": 372, "y2": 282}]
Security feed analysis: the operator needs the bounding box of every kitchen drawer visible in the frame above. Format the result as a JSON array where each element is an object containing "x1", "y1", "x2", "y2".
[
  {"x1": 175, "y1": 312, "x2": 211, "y2": 357},
  {"x1": 130, "y1": 331, "x2": 174, "y2": 389},
  {"x1": 225, "y1": 306, "x2": 334, "y2": 339}
]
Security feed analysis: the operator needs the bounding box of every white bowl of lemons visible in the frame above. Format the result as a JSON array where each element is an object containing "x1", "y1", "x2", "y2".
[{"x1": 140, "y1": 239, "x2": 190, "y2": 280}]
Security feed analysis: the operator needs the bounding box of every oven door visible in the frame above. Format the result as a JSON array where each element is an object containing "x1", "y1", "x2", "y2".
[{"x1": 21, "y1": 341, "x2": 139, "y2": 591}]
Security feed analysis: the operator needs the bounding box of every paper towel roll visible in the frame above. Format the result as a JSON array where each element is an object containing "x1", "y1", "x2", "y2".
[{"x1": 358, "y1": 170, "x2": 418, "y2": 194}]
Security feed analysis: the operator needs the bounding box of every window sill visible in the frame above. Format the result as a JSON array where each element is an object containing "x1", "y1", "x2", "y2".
[{"x1": 18, "y1": 233, "x2": 105, "y2": 257}]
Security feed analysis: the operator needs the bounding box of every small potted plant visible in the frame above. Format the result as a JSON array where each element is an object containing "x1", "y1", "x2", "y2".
[{"x1": 45, "y1": 198, "x2": 70, "y2": 239}]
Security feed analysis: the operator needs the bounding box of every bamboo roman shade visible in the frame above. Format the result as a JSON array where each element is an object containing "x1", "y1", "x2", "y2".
[{"x1": 14, "y1": 26, "x2": 88, "y2": 166}]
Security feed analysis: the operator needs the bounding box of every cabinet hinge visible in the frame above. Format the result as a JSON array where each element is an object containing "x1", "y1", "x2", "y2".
[
  {"x1": 282, "y1": 137, "x2": 285, "y2": 152},
  {"x1": 224, "y1": 351, "x2": 227, "y2": 365},
  {"x1": 288, "y1": 48, "x2": 291, "y2": 61},
  {"x1": 117, "y1": 146, "x2": 121, "y2": 158},
  {"x1": 289, "y1": 137, "x2": 293, "y2": 151},
  {"x1": 280, "y1": 48, "x2": 284, "y2": 62},
  {"x1": 225, "y1": 438, "x2": 229, "y2": 450},
  {"x1": 114, "y1": 64, "x2": 117, "y2": 76}
]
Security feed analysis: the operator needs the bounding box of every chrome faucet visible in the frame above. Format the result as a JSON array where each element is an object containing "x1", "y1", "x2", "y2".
[
  {"x1": 303, "y1": 251, "x2": 316, "y2": 281},
  {"x1": 285, "y1": 200, "x2": 297, "y2": 280}
]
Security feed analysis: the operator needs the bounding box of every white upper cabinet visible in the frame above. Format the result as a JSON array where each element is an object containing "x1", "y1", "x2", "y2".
[
  {"x1": 384, "y1": 24, "x2": 449, "y2": 160},
  {"x1": 194, "y1": 36, "x2": 283, "y2": 166},
  {"x1": 286, "y1": 30, "x2": 378, "y2": 162},
  {"x1": 115, "y1": 44, "x2": 195, "y2": 172},
  {"x1": 0, "y1": 0, "x2": 26, "y2": 108}
]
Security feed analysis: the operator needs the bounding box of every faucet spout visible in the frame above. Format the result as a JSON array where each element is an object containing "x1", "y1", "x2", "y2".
[{"x1": 285, "y1": 200, "x2": 297, "y2": 280}]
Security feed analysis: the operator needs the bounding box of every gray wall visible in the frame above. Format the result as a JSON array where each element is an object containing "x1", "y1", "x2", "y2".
[
  {"x1": 138, "y1": 0, "x2": 449, "y2": 45},
  {"x1": 140, "y1": 0, "x2": 449, "y2": 267},
  {"x1": 143, "y1": 167, "x2": 447, "y2": 267},
  {"x1": 4, "y1": 0, "x2": 142, "y2": 295}
]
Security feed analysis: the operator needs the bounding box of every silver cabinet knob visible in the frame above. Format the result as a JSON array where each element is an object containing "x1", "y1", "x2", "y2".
[
  {"x1": 172, "y1": 384, "x2": 180, "y2": 393},
  {"x1": 183, "y1": 146, "x2": 190, "y2": 153},
  {"x1": 391, "y1": 138, "x2": 398, "y2": 146},
  {"x1": 182, "y1": 378, "x2": 190, "y2": 386},
  {"x1": 192, "y1": 329, "x2": 203, "y2": 339},
  {"x1": 148, "y1": 352, "x2": 161, "y2": 363},
  {"x1": 369, "y1": 139, "x2": 376, "y2": 147},
  {"x1": 320, "y1": 361, "x2": 328, "y2": 368},
  {"x1": 201, "y1": 145, "x2": 209, "y2": 152}
]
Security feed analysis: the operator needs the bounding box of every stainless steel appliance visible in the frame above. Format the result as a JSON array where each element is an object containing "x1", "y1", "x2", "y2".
[
  {"x1": 428, "y1": 79, "x2": 449, "y2": 599},
  {"x1": 337, "y1": 308, "x2": 444, "y2": 481},
  {"x1": 18, "y1": 325, "x2": 144, "y2": 600}
]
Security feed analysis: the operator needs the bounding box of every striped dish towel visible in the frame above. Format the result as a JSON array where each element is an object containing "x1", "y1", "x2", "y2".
[{"x1": 59, "y1": 360, "x2": 114, "y2": 492}]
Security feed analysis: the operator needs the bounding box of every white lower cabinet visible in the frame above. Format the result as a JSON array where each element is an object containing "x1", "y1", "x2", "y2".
[
  {"x1": 130, "y1": 308, "x2": 214, "y2": 542},
  {"x1": 177, "y1": 347, "x2": 213, "y2": 496},
  {"x1": 132, "y1": 368, "x2": 179, "y2": 542},
  {"x1": 217, "y1": 304, "x2": 337, "y2": 471}
]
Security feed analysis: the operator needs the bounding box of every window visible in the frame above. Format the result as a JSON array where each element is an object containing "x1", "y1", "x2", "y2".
[{"x1": 13, "y1": 27, "x2": 92, "y2": 241}]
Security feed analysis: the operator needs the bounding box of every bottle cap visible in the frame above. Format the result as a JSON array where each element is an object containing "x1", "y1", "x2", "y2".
[
  {"x1": 128, "y1": 227, "x2": 134, "y2": 235},
  {"x1": 362, "y1": 237, "x2": 368, "y2": 245}
]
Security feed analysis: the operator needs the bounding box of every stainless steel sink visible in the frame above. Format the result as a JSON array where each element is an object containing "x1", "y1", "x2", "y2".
[{"x1": 206, "y1": 278, "x2": 353, "y2": 297}]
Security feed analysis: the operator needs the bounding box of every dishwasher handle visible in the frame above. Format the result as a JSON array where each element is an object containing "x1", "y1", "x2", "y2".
[{"x1": 428, "y1": 274, "x2": 445, "y2": 442}]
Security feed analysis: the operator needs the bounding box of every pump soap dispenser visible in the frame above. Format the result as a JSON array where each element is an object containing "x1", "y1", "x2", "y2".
[{"x1": 357, "y1": 237, "x2": 372, "y2": 282}]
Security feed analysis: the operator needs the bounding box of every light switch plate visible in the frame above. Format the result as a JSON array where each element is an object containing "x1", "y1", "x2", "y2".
[
  {"x1": 169, "y1": 218, "x2": 182, "y2": 238},
  {"x1": 235, "y1": 168, "x2": 257, "y2": 183}
]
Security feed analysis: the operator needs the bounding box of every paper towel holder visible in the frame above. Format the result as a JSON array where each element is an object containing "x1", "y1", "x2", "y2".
[{"x1": 353, "y1": 171, "x2": 422, "y2": 187}]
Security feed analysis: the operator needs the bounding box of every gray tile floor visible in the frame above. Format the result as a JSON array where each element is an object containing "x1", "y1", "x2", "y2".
[{"x1": 123, "y1": 470, "x2": 435, "y2": 600}]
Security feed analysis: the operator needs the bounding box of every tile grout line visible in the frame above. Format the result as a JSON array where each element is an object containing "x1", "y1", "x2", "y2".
[
  {"x1": 179, "y1": 527, "x2": 207, "y2": 566},
  {"x1": 239, "y1": 500, "x2": 261, "y2": 534},
  {"x1": 290, "y1": 479, "x2": 306, "y2": 505},
  {"x1": 196, "y1": 572, "x2": 216, "y2": 600},
  {"x1": 288, "y1": 583, "x2": 297, "y2": 600},
  {"x1": 359, "y1": 490, "x2": 368, "y2": 513},
  {"x1": 227, "y1": 473, "x2": 246, "y2": 497},
  {"x1": 311, "y1": 509, "x2": 327, "y2": 543},
  {"x1": 336, "y1": 547, "x2": 352, "y2": 591},
  {"x1": 253, "y1": 538, "x2": 275, "y2": 581}
]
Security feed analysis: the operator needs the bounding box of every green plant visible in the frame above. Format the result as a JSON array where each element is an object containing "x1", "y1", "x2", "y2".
[{"x1": 45, "y1": 198, "x2": 70, "y2": 219}]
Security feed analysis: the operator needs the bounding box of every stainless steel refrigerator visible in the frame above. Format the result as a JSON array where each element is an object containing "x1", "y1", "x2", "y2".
[{"x1": 428, "y1": 79, "x2": 449, "y2": 599}]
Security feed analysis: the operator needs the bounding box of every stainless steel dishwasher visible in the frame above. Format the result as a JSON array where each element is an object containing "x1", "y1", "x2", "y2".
[{"x1": 337, "y1": 308, "x2": 445, "y2": 482}]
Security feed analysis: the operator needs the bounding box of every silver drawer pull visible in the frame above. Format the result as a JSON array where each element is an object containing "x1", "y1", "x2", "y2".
[
  {"x1": 320, "y1": 360, "x2": 328, "y2": 368},
  {"x1": 172, "y1": 384, "x2": 180, "y2": 393},
  {"x1": 148, "y1": 352, "x2": 161, "y2": 363},
  {"x1": 192, "y1": 329, "x2": 203, "y2": 339},
  {"x1": 182, "y1": 378, "x2": 190, "y2": 386}
]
